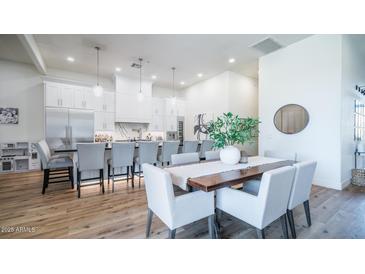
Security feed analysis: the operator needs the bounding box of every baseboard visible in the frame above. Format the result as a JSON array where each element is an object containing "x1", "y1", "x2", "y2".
[
  {"x1": 341, "y1": 178, "x2": 351, "y2": 190},
  {"x1": 312, "y1": 179, "x2": 342, "y2": 190}
]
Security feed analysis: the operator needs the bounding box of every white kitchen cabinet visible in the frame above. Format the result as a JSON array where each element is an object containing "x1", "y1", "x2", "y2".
[
  {"x1": 115, "y1": 93, "x2": 152, "y2": 123},
  {"x1": 148, "y1": 115, "x2": 164, "y2": 131},
  {"x1": 176, "y1": 99, "x2": 186, "y2": 116},
  {"x1": 165, "y1": 116, "x2": 177, "y2": 131},
  {"x1": 151, "y1": 97, "x2": 165, "y2": 116},
  {"x1": 73, "y1": 86, "x2": 95, "y2": 110},
  {"x1": 165, "y1": 98, "x2": 177, "y2": 116},
  {"x1": 96, "y1": 91, "x2": 115, "y2": 112},
  {"x1": 45, "y1": 82, "x2": 73, "y2": 108},
  {"x1": 115, "y1": 75, "x2": 153, "y2": 97},
  {"x1": 95, "y1": 112, "x2": 115, "y2": 131}
]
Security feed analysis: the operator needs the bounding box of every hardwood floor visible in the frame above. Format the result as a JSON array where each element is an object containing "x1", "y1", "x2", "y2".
[{"x1": 0, "y1": 171, "x2": 365, "y2": 239}]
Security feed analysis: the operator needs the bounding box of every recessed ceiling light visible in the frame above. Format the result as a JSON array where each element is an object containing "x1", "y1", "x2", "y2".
[
  {"x1": 67, "y1": 57, "x2": 75, "y2": 62},
  {"x1": 228, "y1": 58, "x2": 236, "y2": 63},
  {"x1": 115, "y1": 67, "x2": 121, "y2": 72},
  {"x1": 180, "y1": 81, "x2": 185, "y2": 85},
  {"x1": 197, "y1": 73, "x2": 203, "y2": 78},
  {"x1": 151, "y1": 75, "x2": 157, "y2": 79}
]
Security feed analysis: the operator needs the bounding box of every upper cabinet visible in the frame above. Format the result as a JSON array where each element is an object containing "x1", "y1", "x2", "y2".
[
  {"x1": 95, "y1": 90, "x2": 115, "y2": 113},
  {"x1": 45, "y1": 82, "x2": 95, "y2": 110},
  {"x1": 45, "y1": 82, "x2": 73, "y2": 108},
  {"x1": 73, "y1": 86, "x2": 95, "y2": 110}
]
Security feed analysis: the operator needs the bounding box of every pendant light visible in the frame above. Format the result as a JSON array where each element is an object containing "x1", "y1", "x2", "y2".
[
  {"x1": 137, "y1": 57, "x2": 144, "y2": 101},
  {"x1": 93, "y1": 46, "x2": 103, "y2": 97},
  {"x1": 171, "y1": 67, "x2": 176, "y2": 105}
]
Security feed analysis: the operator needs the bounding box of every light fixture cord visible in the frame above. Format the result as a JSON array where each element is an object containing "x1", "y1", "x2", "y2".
[
  {"x1": 172, "y1": 67, "x2": 176, "y2": 98},
  {"x1": 96, "y1": 47, "x2": 100, "y2": 86},
  {"x1": 139, "y1": 58, "x2": 142, "y2": 93}
]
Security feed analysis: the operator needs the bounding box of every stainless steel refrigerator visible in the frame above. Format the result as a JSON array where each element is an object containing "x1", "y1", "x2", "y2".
[{"x1": 45, "y1": 107, "x2": 94, "y2": 149}]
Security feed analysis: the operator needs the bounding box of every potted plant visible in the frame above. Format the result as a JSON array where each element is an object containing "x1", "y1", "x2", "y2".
[{"x1": 207, "y1": 112, "x2": 260, "y2": 164}]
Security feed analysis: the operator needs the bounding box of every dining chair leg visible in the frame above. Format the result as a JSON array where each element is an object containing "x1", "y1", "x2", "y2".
[
  {"x1": 112, "y1": 167, "x2": 115, "y2": 193},
  {"x1": 42, "y1": 169, "x2": 49, "y2": 194},
  {"x1": 303, "y1": 200, "x2": 311, "y2": 227},
  {"x1": 280, "y1": 214, "x2": 289, "y2": 239},
  {"x1": 101, "y1": 169, "x2": 105, "y2": 194},
  {"x1": 146, "y1": 208, "x2": 153, "y2": 238},
  {"x1": 168, "y1": 229, "x2": 176, "y2": 239},
  {"x1": 256, "y1": 228, "x2": 265, "y2": 239},
  {"x1": 287, "y1": 209, "x2": 296, "y2": 239},
  {"x1": 208, "y1": 215, "x2": 215, "y2": 239}
]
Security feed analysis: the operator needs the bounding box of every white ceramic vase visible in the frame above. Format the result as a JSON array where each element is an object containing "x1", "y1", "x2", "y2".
[{"x1": 219, "y1": 145, "x2": 241, "y2": 165}]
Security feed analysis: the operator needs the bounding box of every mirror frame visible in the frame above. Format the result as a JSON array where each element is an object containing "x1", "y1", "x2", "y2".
[{"x1": 273, "y1": 104, "x2": 309, "y2": 135}]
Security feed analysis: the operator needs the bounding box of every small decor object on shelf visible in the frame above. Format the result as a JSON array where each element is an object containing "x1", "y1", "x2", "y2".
[
  {"x1": 207, "y1": 112, "x2": 259, "y2": 165},
  {"x1": 0, "y1": 108, "x2": 19, "y2": 124}
]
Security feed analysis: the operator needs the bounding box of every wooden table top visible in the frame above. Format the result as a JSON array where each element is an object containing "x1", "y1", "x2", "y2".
[{"x1": 187, "y1": 160, "x2": 295, "y2": 192}]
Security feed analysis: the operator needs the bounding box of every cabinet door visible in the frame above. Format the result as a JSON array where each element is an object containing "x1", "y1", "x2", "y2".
[
  {"x1": 152, "y1": 98, "x2": 164, "y2": 115},
  {"x1": 104, "y1": 91, "x2": 115, "y2": 112},
  {"x1": 149, "y1": 115, "x2": 164, "y2": 131},
  {"x1": 45, "y1": 83, "x2": 61, "y2": 107},
  {"x1": 60, "y1": 85, "x2": 73, "y2": 108},
  {"x1": 165, "y1": 116, "x2": 177, "y2": 131},
  {"x1": 176, "y1": 100, "x2": 186, "y2": 116},
  {"x1": 73, "y1": 87, "x2": 85, "y2": 109},
  {"x1": 104, "y1": 112, "x2": 115, "y2": 131},
  {"x1": 94, "y1": 112, "x2": 104, "y2": 131},
  {"x1": 84, "y1": 88, "x2": 95, "y2": 110},
  {"x1": 165, "y1": 99, "x2": 177, "y2": 116}
]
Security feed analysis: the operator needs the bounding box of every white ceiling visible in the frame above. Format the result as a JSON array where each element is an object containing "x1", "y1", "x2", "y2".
[
  {"x1": 0, "y1": 34, "x2": 311, "y2": 88},
  {"x1": 0, "y1": 35, "x2": 33, "y2": 64}
]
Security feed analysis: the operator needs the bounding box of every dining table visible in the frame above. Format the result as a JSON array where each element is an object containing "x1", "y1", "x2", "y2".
[{"x1": 164, "y1": 156, "x2": 295, "y2": 238}]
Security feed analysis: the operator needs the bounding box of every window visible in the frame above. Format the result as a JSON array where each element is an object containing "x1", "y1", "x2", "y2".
[{"x1": 354, "y1": 99, "x2": 365, "y2": 141}]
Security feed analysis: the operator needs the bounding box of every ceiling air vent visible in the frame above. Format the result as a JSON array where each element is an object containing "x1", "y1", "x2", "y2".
[{"x1": 250, "y1": 37, "x2": 283, "y2": 54}]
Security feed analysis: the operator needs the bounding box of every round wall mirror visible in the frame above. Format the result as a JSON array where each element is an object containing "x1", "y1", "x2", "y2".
[{"x1": 274, "y1": 104, "x2": 309, "y2": 134}]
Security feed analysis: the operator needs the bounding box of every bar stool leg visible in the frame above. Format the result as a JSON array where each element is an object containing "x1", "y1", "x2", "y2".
[
  {"x1": 139, "y1": 165, "x2": 141, "y2": 188},
  {"x1": 101, "y1": 169, "x2": 105, "y2": 194},
  {"x1": 107, "y1": 164, "x2": 110, "y2": 184},
  {"x1": 112, "y1": 167, "x2": 115, "y2": 193}
]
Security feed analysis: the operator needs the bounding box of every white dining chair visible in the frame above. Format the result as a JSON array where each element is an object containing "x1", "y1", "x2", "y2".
[
  {"x1": 76, "y1": 143, "x2": 105, "y2": 198},
  {"x1": 205, "y1": 150, "x2": 220, "y2": 161},
  {"x1": 171, "y1": 152, "x2": 200, "y2": 166},
  {"x1": 143, "y1": 164, "x2": 215, "y2": 239},
  {"x1": 286, "y1": 161, "x2": 317, "y2": 238},
  {"x1": 199, "y1": 140, "x2": 214, "y2": 159},
  {"x1": 183, "y1": 140, "x2": 199, "y2": 153},
  {"x1": 264, "y1": 150, "x2": 297, "y2": 161},
  {"x1": 216, "y1": 166, "x2": 296, "y2": 239},
  {"x1": 158, "y1": 141, "x2": 180, "y2": 166}
]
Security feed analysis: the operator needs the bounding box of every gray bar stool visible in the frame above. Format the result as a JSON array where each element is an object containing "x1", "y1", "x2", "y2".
[
  {"x1": 199, "y1": 140, "x2": 214, "y2": 159},
  {"x1": 107, "y1": 142, "x2": 135, "y2": 192},
  {"x1": 158, "y1": 141, "x2": 179, "y2": 166},
  {"x1": 36, "y1": 140, "x2": 74, "y2": 194},
  {"x1": 183, "y1": 140, "x2": 199, "y2": 153},
  {"x1": 76, "y1": 143, "x2": 105, "y2": 198},
  {"x1": 133, "y1": 141, "x2": 159, "y2": 187}
]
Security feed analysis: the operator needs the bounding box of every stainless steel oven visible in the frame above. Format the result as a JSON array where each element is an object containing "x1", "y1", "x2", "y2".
[{"x1": 0, "y1": 157, "x2": 15, "y2": 172}]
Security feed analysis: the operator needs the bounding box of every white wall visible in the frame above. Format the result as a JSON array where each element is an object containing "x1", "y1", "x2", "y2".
[
  {"x1": 181, "y1": 71, "x2": 258, "y2": 155},
  {"x1": 259, "y1": 35, "x2": 343, "y2": 190},
  {"x1": 0, "y1": 60, "x2": 44, "y2": 143}
]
